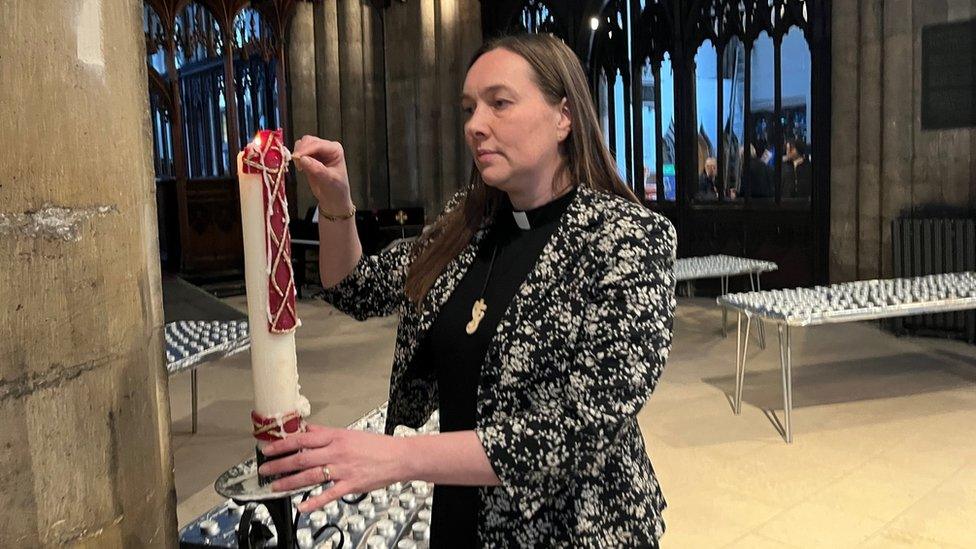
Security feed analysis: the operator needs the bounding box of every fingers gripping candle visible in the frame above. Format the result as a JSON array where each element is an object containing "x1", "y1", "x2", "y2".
[{"x1": 238, "y1": 129, "x2": 310, "y2": 446}]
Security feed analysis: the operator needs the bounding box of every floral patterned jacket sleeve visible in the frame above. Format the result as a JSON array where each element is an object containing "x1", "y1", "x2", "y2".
[
  {"x1": 320, "y1": 189, "x2": 469, "y2": 320},
  {"x1": 475, "y1": 210, "x2": 677, "y2": 519},
  {"x1": 319, "y1": 240, "x2": 414, "y2": 321}
]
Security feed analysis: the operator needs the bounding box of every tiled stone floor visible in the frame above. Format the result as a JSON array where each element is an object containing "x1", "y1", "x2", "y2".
[{"x1": 171, "y1": 296, "x2": 976, "y2": 547}]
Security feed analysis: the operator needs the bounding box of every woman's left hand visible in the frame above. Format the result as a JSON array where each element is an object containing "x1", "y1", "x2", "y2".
[{"x1": 257, "y1": 424, "x2": 411, "y2": 513}]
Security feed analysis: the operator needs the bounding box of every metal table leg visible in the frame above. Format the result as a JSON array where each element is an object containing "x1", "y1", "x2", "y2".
[
  {"x1": 734, "y1": 311, "x2": 752, "y2": 415},
  {"x1": 721, "y1": 276, "x2": 729, "y2": 338},
  {"x1": 191, "y1": 368, "x2": 198, "y2": 434},
  {"x1": 751, "y1": 273, "x2": 767, "y2": 349},
  {"x1": 777, "y1": 324, "x2": 794, "y2": 443}
]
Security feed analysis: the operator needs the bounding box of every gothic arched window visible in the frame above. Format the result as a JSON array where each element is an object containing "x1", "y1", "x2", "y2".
[
  {"x1": 592, "y1": 0, "x2": 674, "y2": 201},
  {"x1": 143, "y1": 3, "x2": 174, "y2": 180},
  {"x1": 233, "y1": 6, "x2": 280, "y2": 150},
  {"x1": 143, "y1": 3, "x2": 168, "y2": 76},
  {"x1": 175, "y1": 2, "x2": 228, "y2": 178},
  {"x1": 174, "y1": 2, "x2": 223, "y2": 68},
  {"x1": 688, "y1": 0, "x2": 814, "y2": 204},
  {"x1": 592, "y1": 1, "x2": 633, "y2": 183},
  {"x1": 139, "y1": 0, "x2": 302, "y2": 275},
  {"x1": 482, "y1": 0, "x2": 829, "y2": 285},
  {"x1": 587, "y1": 0, "x2": 815, "y2": 205},
  {"x1": 513, "y1": 0, "x2": 566, "y2": 38}
]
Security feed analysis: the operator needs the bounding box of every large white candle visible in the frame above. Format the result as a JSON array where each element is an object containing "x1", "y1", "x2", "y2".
[{"x1": 237, "y1": 129, "x2": 309, "y2": 442}]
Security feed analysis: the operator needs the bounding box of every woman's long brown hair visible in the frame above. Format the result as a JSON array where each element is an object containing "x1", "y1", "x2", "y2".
[{"x1": 404, "y1": 33, "x2": 639, "y2": 308}]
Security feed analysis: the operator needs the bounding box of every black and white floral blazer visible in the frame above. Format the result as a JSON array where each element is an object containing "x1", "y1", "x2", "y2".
[{"x1": 322, "y1": 184, "x2": 677, "y2": 547}]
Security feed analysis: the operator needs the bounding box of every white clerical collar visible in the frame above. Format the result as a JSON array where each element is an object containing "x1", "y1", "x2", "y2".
[{"x1": 509, "y1": 188, "x2": 577, "y2": 231}]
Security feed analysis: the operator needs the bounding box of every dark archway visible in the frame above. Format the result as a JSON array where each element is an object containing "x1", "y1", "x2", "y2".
[{"x1": 142, "y1": 0, "x2": 305, "y2": 278}]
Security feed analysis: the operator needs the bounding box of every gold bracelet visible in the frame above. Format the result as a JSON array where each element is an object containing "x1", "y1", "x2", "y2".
[{"x1": 319, "y1": 203, "x2": 356, "y2": 222}]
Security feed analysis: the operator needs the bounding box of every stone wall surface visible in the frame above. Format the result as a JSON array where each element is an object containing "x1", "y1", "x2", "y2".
[
  {"x1": 0, "y1": 0, "x2": 177, "y2": 545},
  {"x1": 831, "y1": 0, "x2": 976, "y2": 281}
]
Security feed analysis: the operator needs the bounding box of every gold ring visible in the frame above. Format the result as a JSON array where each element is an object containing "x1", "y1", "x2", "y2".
[{"x1": 321, "y1": 465, "x2": 332, "y2": 483}]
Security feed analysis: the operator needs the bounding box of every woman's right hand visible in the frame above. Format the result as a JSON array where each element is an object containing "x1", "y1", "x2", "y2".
[{"x1": 293, "y1": 135, "x2": 355, "y2": 212}]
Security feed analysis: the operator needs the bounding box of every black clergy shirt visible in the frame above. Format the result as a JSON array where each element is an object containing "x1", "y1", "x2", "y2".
[{"x1": 421, "y1": 187, "x2": 577, "y2": 547}]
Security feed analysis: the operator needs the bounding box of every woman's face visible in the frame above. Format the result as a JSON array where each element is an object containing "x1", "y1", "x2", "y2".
[{"x1": 461, "y1": 48, "x2": 570, "y2": 193}]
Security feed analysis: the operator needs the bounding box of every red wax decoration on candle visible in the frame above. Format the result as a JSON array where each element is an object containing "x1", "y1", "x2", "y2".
[
  {"x1": 244, "y1": 130, "x2": 283, "y2": 173},
  {"x1": 242, "y1": 129, "x2": 298, "y2": 333},
  {"x1": 251, "y1": 410, "x2": 305, "y2": 441}
]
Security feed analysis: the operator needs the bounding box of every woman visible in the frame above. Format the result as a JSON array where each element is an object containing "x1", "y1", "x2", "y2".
[{"x1": 258, "y1": 34, "x2": 676, "y2": 547}]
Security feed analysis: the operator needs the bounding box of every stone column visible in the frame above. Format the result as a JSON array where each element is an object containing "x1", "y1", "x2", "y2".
[
  {"x1": 308, "y1": 0, "x2": 390, "y2": 213},
  {"x1": 289, "y1": 1, "x2": 320, "y2": 217},
  {"x1": 857, "y1": 0, "x2": 884, "y2": 280},
  {"x1": 361, "y1": 5, "x2": 390, "y2": 209},
  {"x1": 385, "y1": 0, "x2": 425, "y2": 208},
  {"x1": 0, "y1": 0, "x2": 177, "y2": 546},
  {"x1": 880, "y1": 0, "x2": 915, "y2": 278},
  {"x1": 338, "y1": 0, "x2": 369, "y2": 208},
  {"x1": 828, "y1": 0, "x2": 861, "y2": 283},
  {"x1": 385, "y1": 0, "x2": 481, "y2": 216},
  {"x1": 436, "y1": 0, "x2": 462, "y2": 212}
]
